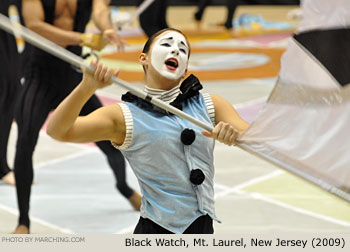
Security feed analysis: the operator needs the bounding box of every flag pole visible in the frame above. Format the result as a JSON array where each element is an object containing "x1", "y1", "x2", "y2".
[{"x1": 0, "y1": 13, "x2": 213, "y2": 132}]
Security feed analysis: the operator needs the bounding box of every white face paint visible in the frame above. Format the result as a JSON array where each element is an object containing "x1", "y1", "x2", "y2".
[{"x1": 150, "y1": 31, "x2": 189, "y2": 80}]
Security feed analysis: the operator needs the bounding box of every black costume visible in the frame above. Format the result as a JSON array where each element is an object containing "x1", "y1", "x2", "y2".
[
  {"x1": 0, "y1": 0, "x2": 21, "y2": 180},
  {"x1": 134, "y1": 215, "x2": 213, "y2": 234},
  {"x1": 137, "y1": 0, "x2": 168, "y2": 38},
  {"x1": 14, "y1": 0, "x2": 133, "y2": 228},
  {"x1": 194, "y1": 0, "x2": 238, "y2": 29}
]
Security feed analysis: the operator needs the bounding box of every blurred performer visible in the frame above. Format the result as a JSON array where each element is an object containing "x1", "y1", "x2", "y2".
[
  {"x1": 194, "y1": 0, "x2": 238, "y2": 30},
  {"x1": 137, "y1": 0, "x2": 168, "y2": 37},
  {"x1": 12, "y1": 0, "x2": 141, "y2": 234},
  {"x1": 0, "y1": 0, "x2": 22, "y2": 186}
]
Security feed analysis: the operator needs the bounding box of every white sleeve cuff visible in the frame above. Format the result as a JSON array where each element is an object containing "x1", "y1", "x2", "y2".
[{"x1": 111, "y1": 103, "x2": 133, "y2": 150}]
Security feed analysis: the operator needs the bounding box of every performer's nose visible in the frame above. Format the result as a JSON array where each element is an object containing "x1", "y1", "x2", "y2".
[{"x1": 171, "y1": 49, "x2": 179, "y2": 56}]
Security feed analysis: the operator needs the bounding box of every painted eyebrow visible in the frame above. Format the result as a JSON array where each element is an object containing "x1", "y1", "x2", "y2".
[
  {"x1": 160, "y1": 37, "x2": 188, "y2": 48},
  {"x1": 161, "y1": 37, "x2": 173, "y2": 41}
]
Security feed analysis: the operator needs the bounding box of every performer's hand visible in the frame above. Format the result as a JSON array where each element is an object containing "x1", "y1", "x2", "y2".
[
  {"x1": 81, "y1": 33, "x2": 106, "y2": 51},
  {"x1": 202, "y1": 121, "x2": 240, "y2": 146},
  {"x1": 102, "y1": 28, "x2": 127, "y2": 52},
  {"x1": 82, "y1": 59, "x2": 120, "y2": 91}
]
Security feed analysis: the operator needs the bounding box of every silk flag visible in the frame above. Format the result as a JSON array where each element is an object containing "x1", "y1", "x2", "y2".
[{"x1": 239, "y1": 0, "x2": 350, "y2": 201}]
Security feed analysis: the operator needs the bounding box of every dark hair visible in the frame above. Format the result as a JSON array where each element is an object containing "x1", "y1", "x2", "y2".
[{"x1": 142, "y1": 28, "x2": 191, "y2": 58}]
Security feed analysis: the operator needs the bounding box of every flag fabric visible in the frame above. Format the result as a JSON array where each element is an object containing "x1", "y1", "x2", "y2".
[{"x1": 239, "y1": 0, "x2": 350, "y2": 201}]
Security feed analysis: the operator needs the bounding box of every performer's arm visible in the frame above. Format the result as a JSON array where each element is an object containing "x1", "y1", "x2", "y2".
[
  {"x1": 202, "y1": 94, "x2": 250, "y2": 146},
  {"x1": 22, "y1": 0, "x2": 82, "y2": 47},
  {"x1": 92, "y1": 0, "x2": 126, "y2": 50},
  {"x1": 46, "y1": 61, "x2": 125, "y2": 145}
]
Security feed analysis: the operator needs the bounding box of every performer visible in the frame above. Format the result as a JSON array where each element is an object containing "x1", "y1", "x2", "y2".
[
  {"x1": 137, "y1": 0, "x2": 168, "y2": 37},
  {"x1": 0, "y1": 0, "x2": 21, "y2": 186},
  {"x1": 194, "y1": 0, "x2": 238, "y2": 30},
  {"x1": 47, "y1": 28, "x2": 250, "y2": 233},
  {"x1": 12, "y1": 0, "x2": 141, "y2": 234}
]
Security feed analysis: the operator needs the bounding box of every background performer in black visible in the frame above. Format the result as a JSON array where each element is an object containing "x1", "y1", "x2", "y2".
[
  {"x1": 137, "y1": 0, "x2": 168, "y2": 37},
  {"x1": 12, "y1": 0, "x2": 141, "y2": 234},
  {"x1": 0, "y1": 0, "x2": 22, "y2": 187}
]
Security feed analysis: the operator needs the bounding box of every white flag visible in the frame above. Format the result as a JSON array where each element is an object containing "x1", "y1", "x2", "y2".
[{"x1": 239, "y1": 0, "x2": 350, "y2": 201}]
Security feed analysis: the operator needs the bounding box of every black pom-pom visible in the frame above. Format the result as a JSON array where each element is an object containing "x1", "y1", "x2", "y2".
[
  {"x1": 181, "y1": 128, "x2": 196, "y2": 145},
  {"x1": 190, "y1": 169, "x2": 205, "y2": 185}
]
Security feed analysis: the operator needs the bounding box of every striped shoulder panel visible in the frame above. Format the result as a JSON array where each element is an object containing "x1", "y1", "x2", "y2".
[{"x1": 202, "y1": 93, "x2": 216, "y2": 126}]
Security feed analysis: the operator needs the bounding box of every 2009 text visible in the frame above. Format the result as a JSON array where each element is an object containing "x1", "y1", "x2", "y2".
[{"x1": 312, "y1": 238, "x2": 345, "y2": 248}]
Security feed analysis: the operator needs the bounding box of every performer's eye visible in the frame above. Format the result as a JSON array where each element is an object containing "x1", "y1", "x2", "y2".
[
  {"x1": 180, "y1": 48, "x2": 187, "y2": 54},
  {"x1": 161, "y1": 43, "x2": 171, "y2": 47}
]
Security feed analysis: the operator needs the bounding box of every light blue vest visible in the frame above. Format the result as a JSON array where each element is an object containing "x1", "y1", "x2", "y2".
[{"x1": 120, "y1": 93, "x2": 219, "y2": 233}]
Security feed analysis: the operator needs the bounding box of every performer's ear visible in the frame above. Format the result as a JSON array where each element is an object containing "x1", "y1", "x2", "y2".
[{"x1": 139, "y1": 53, "x2": 147, "y2": 67}]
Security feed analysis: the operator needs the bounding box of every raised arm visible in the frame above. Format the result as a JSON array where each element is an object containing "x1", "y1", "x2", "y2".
[
  {"x1": 46, "y1": 61, "x2": 126, "y2": 145},
  {"x1": 92, "y1": 0, "x2": 126, "y2": 51},
  {"x1": 202, "y1": 94, "x2": 250, "y2": 146},
  {"x1": 22, "y1": 0, "x2": 82, "y2": 47}
]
